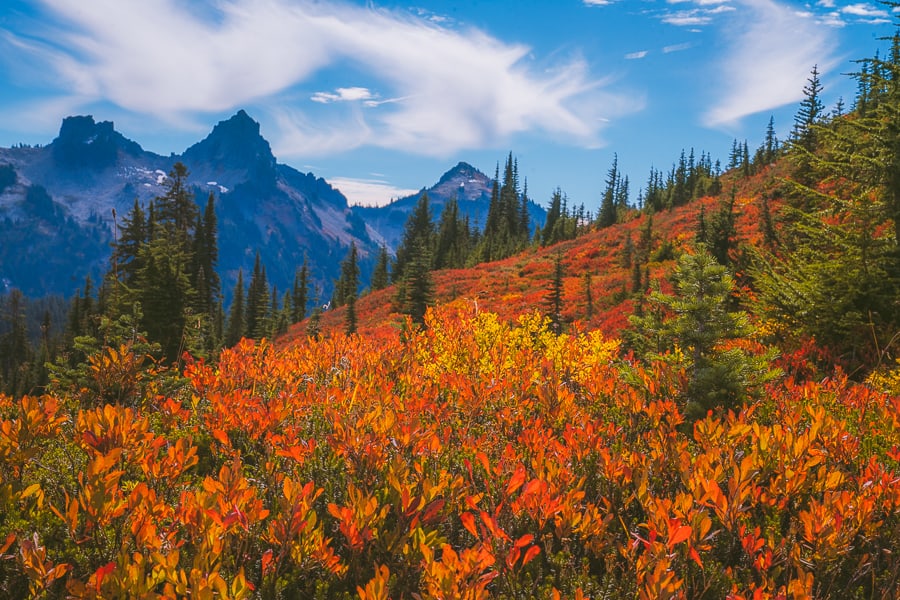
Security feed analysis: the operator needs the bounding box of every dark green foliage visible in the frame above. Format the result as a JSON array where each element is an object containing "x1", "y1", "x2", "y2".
[
  {"x1": 400, "y1": 239, "x2": 434, "y2": 326},
  {"x1": 583, "y1": 272, "x2": 594, "y2": 321},
  {"x1": 629, "y1": 248, "x2": 777, "y2": 419},
  {"x1": 370, "y1": 247, "x2": 390, "y2": 292},
  {"x1": 477, "y1": 154, "x2": 533, "y2": 260},
  {"x1": 225, "y1": 270, "x2": 245, "y2": 347},
  {"x1": 0, "y1": 290, "x2": 33, "y2": 396},
  {"x1": 393, "y1": 193, "x2": 434, "y2": 282},
  {"x1": 245, "y1": 252, "x2": 270, "y2": 340},
  {"x1": 540, "y1": 189, "x2": 579, "y2": 247},
  {"x1": 546, "y1": 251, "x2": 565, "y2": 335},
  {"x1": 597, "y1": 154, "x2": 619, "y2": 228},
  {"x1": 433, "y1": 198, "x2": 472, "y2": 270},
  {"x1": 335, "y1": 244, "x2": 360, "y2": 334},
  {"x1": 706, "y1": 188, "x2": 739, "y2": 267},
  {"x1": 791, "y1": 65, "x2": 825, "y2": 153},
  {"x1": 291, "y1": 259, "x2": 309, "y2": 323}
]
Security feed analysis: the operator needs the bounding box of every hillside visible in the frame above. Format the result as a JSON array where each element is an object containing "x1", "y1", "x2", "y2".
[{"x1": 283, "y1": 167, "x2": 771, "y2": 344}]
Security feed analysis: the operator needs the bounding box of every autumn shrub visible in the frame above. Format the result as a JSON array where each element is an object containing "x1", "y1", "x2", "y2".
[{"x1": 1, "y1": 304, "x2": 899, "y2": 598}]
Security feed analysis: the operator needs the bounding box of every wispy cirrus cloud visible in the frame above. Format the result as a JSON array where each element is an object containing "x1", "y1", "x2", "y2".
[
  {"x1": 703, "y1": 0, "x2": 839, "y2": 127},
  {"x1": 660, "y1": 0, "x2": 735, "y2": 26},
  {"x1": 0, "y1": 0, "x2": 636, "y2": 157}
]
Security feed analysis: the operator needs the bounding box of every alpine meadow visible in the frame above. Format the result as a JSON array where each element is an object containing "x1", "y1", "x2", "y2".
[{"x1": 3, "y1": 2, "x2": 900, "y2": 599}]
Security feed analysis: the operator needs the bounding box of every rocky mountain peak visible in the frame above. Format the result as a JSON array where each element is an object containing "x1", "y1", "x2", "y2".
[
  {"x1": 51, "y1": 115, "x2": 144, "y2": 169},
  {"x1": 181, "y1": 110, "x2": 276, "y2": 182}
]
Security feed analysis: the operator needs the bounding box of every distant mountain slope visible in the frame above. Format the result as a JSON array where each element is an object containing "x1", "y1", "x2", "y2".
[
  {"x1": 0, "y1": 111, "x2": 379, "y2": 300},
  {"x1": 353, "y1": 161, "x2": 546, "y2": 252}
]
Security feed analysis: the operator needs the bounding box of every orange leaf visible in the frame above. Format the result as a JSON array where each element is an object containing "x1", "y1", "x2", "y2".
[
  {"x1": 461, "y1": 512, "x2": 478, "y2": 537},
  {"x1": 522, "y1": 545, "x2": 540, "y2": 566},
  {"x1": 211, "y1": 428, "x2": 230, "y2": 446},
  {"x1": 667, "y1": 522, "x2": 692, "y2": 548},
  {"x1": 506, "y1": 464, "x2": 527, "y2": 497},
  {"x1": 514, "y1": 534, "x2": 534, "y2": 549}
]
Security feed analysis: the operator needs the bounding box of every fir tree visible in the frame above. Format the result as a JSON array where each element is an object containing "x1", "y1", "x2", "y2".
[
  {"x1": 338, "y1": 244, "x2": 360, "y2": 335},
  {"x1": 291, "y1": 260, "x2": 309, "y2": 323},
  {"x1": 245, "y1": 252, "x2": 270, "y2": 340},
  {"x1": 225, "y1": 271, "x2": 245, "y2": 348},
  {"x1": 791, "y1": 64, "x2": 825, "y2": 153},
  {"x1": 371, "y1": 246, "x2": 390, "y2": 292},
  {"x1": 546, "y1": 251, "x2": 565, "y2": 335},
  {"x1": 597, "y1": 154, "x2": 619, "y2": 228},
  {"x1": 393, "y1": 193, "x2": 434, "y2": 282},
  {"x1": 401, "y1": 239, "x2": 434, "y2": 326},
  {"x1": 630, "y1": 248, "x2": 776, "y2": 419}
]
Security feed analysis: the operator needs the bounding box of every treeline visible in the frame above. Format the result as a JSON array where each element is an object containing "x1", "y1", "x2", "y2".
[{"x1": 0, "y1": 163, "x2": 327, "y2": 396}]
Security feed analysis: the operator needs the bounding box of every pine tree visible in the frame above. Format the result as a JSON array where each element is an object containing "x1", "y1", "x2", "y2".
[
  {"x1": 291, "y1": 260, "x2": 309, "y2": 323},
  {"x1": 245, "y1": 252, "x2": 270, "y2": 340},
  {"x1": 597, "y1": 154, "x2": 619, "y2": 228},
  {"x1": 0, "y1": 289, "x2": 32, "y2": 396},
  {"x1": 546, "y1": 251, "x2": 565, "y2": 335},
  {"x1": 192, "y1": 193, "x2": 219, "y2": 316},
  {"x1": 114, "y1": 199, "x2": 147, "y2": 288},
  {"x1": 394, "y1": 193, "x2": 434, "y2": 282},
  {"x1": 583, "y1": 272, "x2": 594, "y2": 321},
  {"x1": 338, "y1": 243, "x2": 360, "y2": 335},
  {"x1": 371, "y1": 246, "x2": 390, "y2": 292},
  {"x1": 630, "y1": 248, "x2": 776, "y2": 419},
  {"x1": 791, "y1": 64, "x2": 824, "y2": 153},
  {"x1": 401, "y1": 239, "x2": 434, "y2": 326}
]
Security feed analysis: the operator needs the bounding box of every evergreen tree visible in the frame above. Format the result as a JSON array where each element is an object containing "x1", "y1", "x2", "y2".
[
  {"x1": 337, "y1": 243, "x2": 360, "y2": 335},
  {"x1": 136, "y1": 235, "x2": 191, "y2": 362},
  {"x1": 707, "y1": 188, "x2": 739, "y2": 267},
  {"x1": 291, "y1": 260, "x2": 309, "y2": 323},
  {"x1": 393, "y1": 193, "x2": 434, "y2": 282},
  {"x1": 114, "y1": 199, "x2": 147, "y2": 288},
  {"x1": 245, "y1": 252, "x2": 270, "y2": 340},
  {"x1": 546, "y1": 251, "x2": 565, "y2": 335},
  {"x1": 0, "y1": 290, "x2": 32, "y2": 396},
  {"x1": 401, "y1": 239, "x2": 434, "y2": 326},
  {"x1": 434, "y1": 198, "x2": 469, "y2": 270},
  {"x1": 225, "y1": 272, "x2": 245, "y2": 347},
  {"x1": 542, "y1": 189, "x2": 563, "y2": 246},
  {"x1": 583, "y1": 272, "x2": 594, "y2": 321},
  {"x1": 597, "y1": 154, "x2": 619, "y2": 228},
  {"x1": 192, "y1": 193, "x2": 219, "y2": 316},
  {"x1": 630, "y1": 248, "x2": 776, "y2": 419},
  {"x1": 791, "y1": 64, "x2": 825, "y2": 153},
  {"x1": 371, "y1": 246, "x2": 390, "y2": 292}
]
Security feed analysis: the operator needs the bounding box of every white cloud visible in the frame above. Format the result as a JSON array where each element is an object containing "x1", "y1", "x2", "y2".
[
  {"x1": 329, "y1": 177, "x2": 420, "y2": 207},
  {"x1": 660, "y1": 2, "x2": 735, "y2": 26},
  {"x1": 583, "y1": 0, "x2": 616, "y2": 5},
  {"x1": 663, "y1": 42, "x2": 694, "y2": 53},
  {"x1": 6, "y1": 0, "x2": 633, "y2": 157},
  {"x1": 311, "y1": 87, "x2": 377, "y2": 104},
  {"x1": 842, "y1": 3, "x2": 888, "y2": 18},
  {"x1": 625, "y1": 50, "x2": 649, "y2": 59},
  {"x1": 703, "y1": 0, "x2": 839, "y2": 127}
]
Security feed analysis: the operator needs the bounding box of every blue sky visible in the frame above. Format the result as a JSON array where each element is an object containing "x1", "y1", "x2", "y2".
[{"x1": 0, "y1": 1, "x2": 896, "y2": 212}]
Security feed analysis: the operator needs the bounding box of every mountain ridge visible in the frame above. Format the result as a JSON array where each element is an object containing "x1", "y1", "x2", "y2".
[{"x1": 0, "y1": 111, "x2": 546, "y2": 303}]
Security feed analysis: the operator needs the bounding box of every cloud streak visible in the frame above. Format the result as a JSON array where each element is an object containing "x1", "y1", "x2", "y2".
[
  {"x1": 703, "y1": 0, "x2": 839, "y2": 127},
  {"x1": 3, "y1": 0, "x2": 636, "y2": 157}
]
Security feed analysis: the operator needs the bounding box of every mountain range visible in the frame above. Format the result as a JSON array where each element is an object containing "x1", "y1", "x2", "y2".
[{"x1": 0, "y1": 111, "x2": 545, "y2": 302}]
